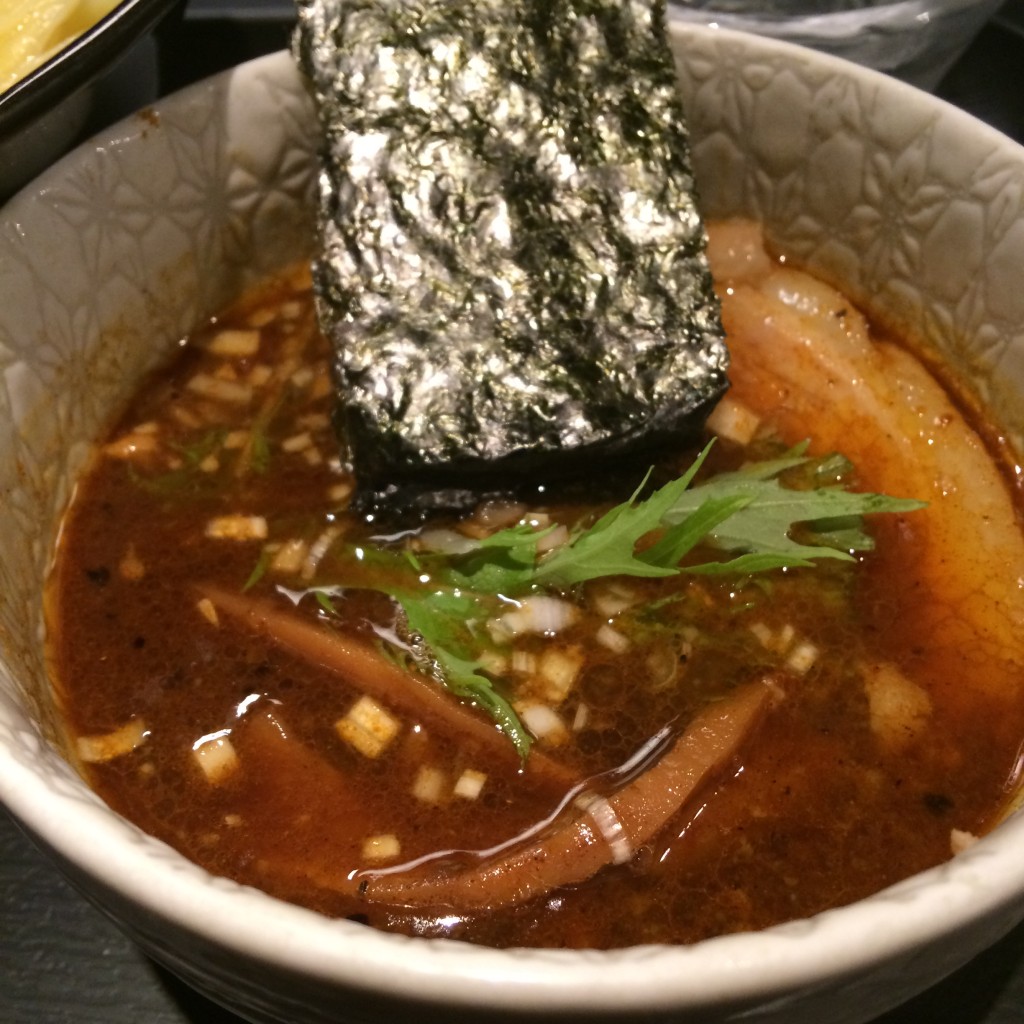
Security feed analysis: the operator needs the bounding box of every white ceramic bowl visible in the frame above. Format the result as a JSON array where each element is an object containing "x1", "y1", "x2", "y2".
[
  {"x1": 2, "y1": 24, "x2": 1024, "y2": 1024},
  {"x1": 667, "y1": 0, "x2": 1007, "y2": 89}
]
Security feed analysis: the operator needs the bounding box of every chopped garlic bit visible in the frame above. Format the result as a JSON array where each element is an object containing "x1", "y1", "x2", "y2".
[
  {"x1": 246, "y1": 307, "x2": 276, "y2": 328},
  {"x1": 950, "y1": 828, "x2": 979, "y2": 855},
  {"x1": 705, "y1": 394, "x2": 762, "y2": 446},
  {"x1": 186, "y1": 372, "x2": 254, "y2": 405},
  {"x1": 103, "y1": 431, "x2": 160, "y2": 459},
  {"x1": 411, "y1": 765, "x2": 446, "y2": 804},
  {"x1": 224, "y1": 813, "x2": 243, "y2": 827},
  {"x1": 461, "y1": 500, "x2": 527, "y2": 538},
  {"x1": 327, "y1": 479, "x2": 355, "y2": 505},
  {"x1": 281, "y1": 431, "x2": 313, "y2": 453},
  {"x1": 336, "y1": 695, "x2": 401, "y2": 758},
  {"x1": 76, "y1": 718, "x2": 149, "y2": 763},
  {"x1": 572, "y1": 702, "x2": 590, "y2": 732},
  {"x1": 786, "y1": 640, "x2": 819, "y2": 675},
  {"x1": 301, "y1": 523, "x2": 344, "y2": 580},
  {"x1": 192, "y1": 731, "x2": 239, "y2": 783},
  {"x1": 536, "y1": 646, "x2": 583, "y2": 703},
  {"x1": 118, "y1": 544, "x2": 146, "y2": 581},
  {"x1": 863, "y1": 661, "x2": 932, "y2": 750},
  {"x1": 494, "y1": 595, "x2": 578, "y2": 638},
  {"x1": 590, "y1": 583, "x2": 639, "y2": 618},
  {"x1": 776, "y1": 623, "x2": 796, "y2": 652},
  {"x1": 199, "y1": 454, "x2": 220, "y2": 473},
  {"x1": 362, "y1": 834, "x2": 401, "y2": 862},
  {"x1": 171, "y1": 406, "x2": 203, "y2": 429},
  {"x1": 511, "y1": 650, "x2": 537, "y2": 676},
  {"x1": 248, "y1": 364, "x2": 273, "y2": 387},
  {"x1": 454, "y1": 768, "x2": 488, "y2": 800},
  {"x1": 270, "y1": 537, "x2": 309, "y2": 575},
  {"x1": 535, "y1": 523, "x2": 570, "y2": 554},
  {"x1": 516, "y1": 512, "x2": 549, "y2": 532},
  {"x1": 196, "y1": 597, "x2": 219, "y2": 626},
  {"x1": 207, "y1": 328, "x2": 261, "y2": 357},
  {"x1": 417, "y1": 528, "x2": 479, "y2": 556},
  {"x1": 224, "y1": 429, "x2": 250, "y2": 450},
  {"x1": 517, "y1": 702, "x2": 568, "y2": 746},
  {"x1": 748, "y1": 620, "x2": 815, "y2": 673},
  {"x1": 476, "y1": 649, "x2": 508, "y2": 677},
  {"x1": 298, "y1": 412, "x2": 331, "y2": 431},
  {"x1": 205, "y1": 514, "x2": 268, "y2": 541},
  {"x1": 596, "y1": 623, "x2": 630, "y2": 654},
  {"x1": 309, "y1": 370, "x2": 334, "y2": 401}
]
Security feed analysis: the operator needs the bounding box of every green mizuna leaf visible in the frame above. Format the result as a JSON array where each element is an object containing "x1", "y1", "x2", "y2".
[
  {"x1": 530, "y1": 454, "x2": 708, "y2": 588},
  {"x1": 446, "y1": 522, "x2": 545, "y2": 595},
  {"x1": 300, "y1": 441, "x2": 925, "y2": 759},
  {"x1": 661, "y1": 449, "x2": 925, "y2": 570},
  {"x1": 399, "y1": 591, "x2": 532, "y2": 759},
  {"x1": 449, "y1": 441, "x2": 924, "y2": 590}
]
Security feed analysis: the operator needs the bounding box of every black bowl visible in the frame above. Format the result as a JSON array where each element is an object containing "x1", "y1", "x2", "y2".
[{"x1": 0, "y1": 0, "x2": 183, "y2": 200}]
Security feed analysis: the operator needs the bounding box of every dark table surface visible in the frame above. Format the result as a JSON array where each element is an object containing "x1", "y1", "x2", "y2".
[{"x1": 4, "y1": 2, "x2": 1024, "y2": 1022}]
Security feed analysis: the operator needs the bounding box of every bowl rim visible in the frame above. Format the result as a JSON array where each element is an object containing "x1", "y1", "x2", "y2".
[
  {"x1": 667, "y1": 0, "x2": 1003, "y2": 28},
  {"x1": 0, "y1": 0, "x2": 182, "y2": 142},
  {"x1": 6, "y1": 724, "x2": 1024, "y2": 1014},
  {"x1": 3, "y1": 26, "x2": 1024, "y2": 1017}
]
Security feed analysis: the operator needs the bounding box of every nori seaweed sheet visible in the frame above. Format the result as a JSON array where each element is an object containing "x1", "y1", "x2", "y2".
[{"x1": 294, "y1": 0, "x2": 727, "y2": 509}]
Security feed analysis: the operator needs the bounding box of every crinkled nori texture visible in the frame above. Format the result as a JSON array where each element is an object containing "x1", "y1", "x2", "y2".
[{"x1": 294, "y1": 0, "x2": 727, "y2": 512}]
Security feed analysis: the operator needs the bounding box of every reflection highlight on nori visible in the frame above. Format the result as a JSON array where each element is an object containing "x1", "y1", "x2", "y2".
[{"x1": 294, "y1": 0, "x2": 727, "y2": 511}]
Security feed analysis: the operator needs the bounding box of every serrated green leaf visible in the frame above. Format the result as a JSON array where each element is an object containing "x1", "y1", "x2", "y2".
[
  {"x1": 639, "y1": 493, "x2": 751, "y2": 568},
  {"x1": 303, "y1": 441, "x2": 925, "y2": 759},
  {"x1": 400, "y1": 593, "x2": 532, "y2": 759},
  {"x1": 662, "y1": 452, "x2": 925, "y2": 566},
  {"x1": 530, "y1": 444, "x2": 714, "y2": 588},
  {"x1": 447, "y1": 522, "x2": 542, "y2": 594}
]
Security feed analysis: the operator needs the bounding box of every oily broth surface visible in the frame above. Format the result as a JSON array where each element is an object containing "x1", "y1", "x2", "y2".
[{"x1": 46, "y1": 238, "x2": 1024, "y2": 949}]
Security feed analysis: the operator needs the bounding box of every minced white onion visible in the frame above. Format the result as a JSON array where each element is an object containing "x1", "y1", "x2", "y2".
[
  {"x1": 511, "y1": 650, "x2": 537, "y2": 675},
  {"x1": 301, "y1": 523, "x2": 344, "y2": 580},
  {"x1": 186, "y1": 372, "x2": 253, "y2": 405},
  {"x1": 204, "y1": 515, "x2": 268, "y2": 541},
  {"x1": 518, "y1": 703, "x2": 567, "y2": 744},
  {"x1": 535, "y1": 523, "x2": 570, "y2": 553},
  {"x1": 453, "y1": 768, "x2": 488, "y2": 800},
  {"x1": 537, "y1": 646, "x2": 583, "y2": 702},
  {"x1": 362, "y1": 834, "x2": 401, "y2": 861},
  {"x1": 786, "y1": 640, "x2": 819, "y2": 675},
  {"x1": 191, "y1": 731, "x2": 239, "y2": 784},
  {"x1": 417, "y1": 528, "x2": 479, "y2": 555},
  {"x1": 571, "y1": 702, "x2": 590, "y2": 732},
  {"x1": 590, "y1": 583, "x2": 638, "y2": 618},
  {"x1": 596, "y1": 623, "x2": 630, "y2": 653},
  {"x1": 411, "y1": 765, "x2": 446, "y2": 804},
  {"x1": 705, "y1": 394, "x2": 761, "y2": 446},
  {"x1": 495, "y1": 595, "x2": 578, "y2": 637},
  {"x1": 951, "y1": 828, "x2": 979, "y2": 855},
  {"x1": 76, "y1": 718, "x2": 150, "y2": 764},
  {"x1": 207, "y1": 328, "x2": 260, "y2": 357}
]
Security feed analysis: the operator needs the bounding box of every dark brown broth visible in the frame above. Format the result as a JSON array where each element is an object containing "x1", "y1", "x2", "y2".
[{"x1": 46, "y1": 261, "x2": 1024, "y2": 949}]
